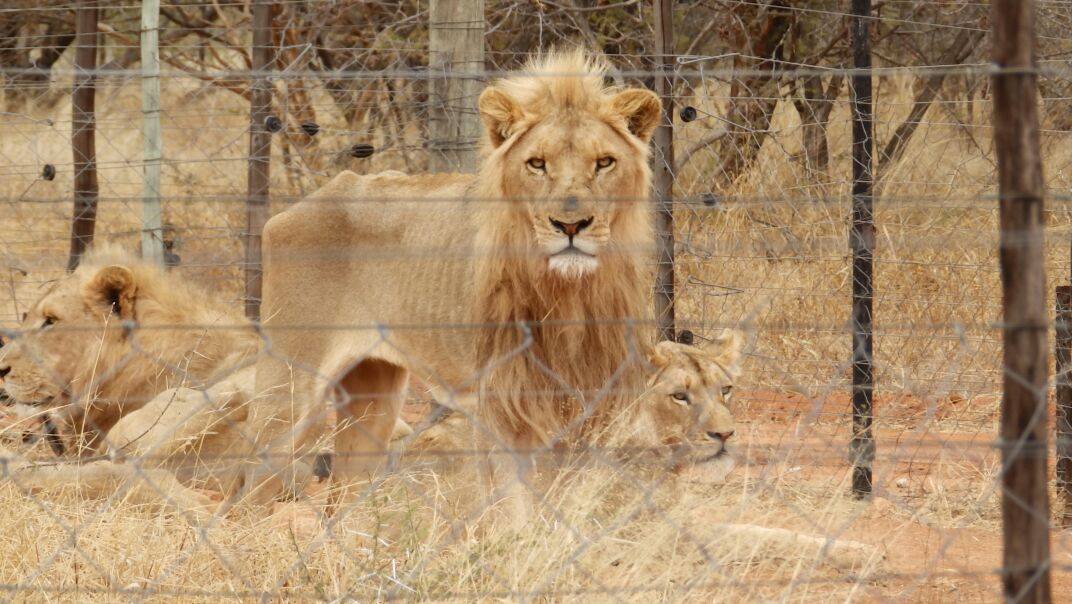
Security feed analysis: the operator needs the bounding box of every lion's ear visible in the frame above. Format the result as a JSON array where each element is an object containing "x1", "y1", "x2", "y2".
[
  {"x1": 647, "y1": 340, "x2": 675, "y2": 369},
  {"x1": 608, "y1": 88, "x2": 662, "y2": 143},
  {"x1": 478, "y1": 86, "x2": 524, "y2": 148},
  {"x1": 82, "y1": 265, "x2": 136, "y2": 320},
  {"x1": 706, "y1": 329, "x2": 743, "y2": 376}
]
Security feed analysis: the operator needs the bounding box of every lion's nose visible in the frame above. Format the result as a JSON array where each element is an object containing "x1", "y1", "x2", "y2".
[
  {"x1": 707, "y1": 430, "x2": 734, "y2": 442},
  {"x1": 550, "y1": 217, "x2": 593, "y2": 237}
]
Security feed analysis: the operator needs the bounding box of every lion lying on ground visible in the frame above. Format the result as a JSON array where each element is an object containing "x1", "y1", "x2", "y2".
[
  {"x1": 0, "y1": 248, "x2": 401, "y2": 516},
  {"x1": 404, "y1": 331, "x2": 743, "y2": 484},
  {"x1": 249, "y1": 49, "x2": 666, "y2": 500},
  {"x1": 0, "y1": 247, "x2": 264, "y2": 514}
]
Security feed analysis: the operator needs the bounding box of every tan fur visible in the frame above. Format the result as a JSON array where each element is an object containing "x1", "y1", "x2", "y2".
[
  {"x1": 630, "y1": 332, "x2": 742, "y2": 473},
  {"x1": 0, "y1": 248, "x2": 414, "y2": 516},
  {"x1": 0, "y1": 246, "x2": 258, "y2": 450},
  {"x1": 0, "y1": 247, "x2": 262, "y2": 515},
  {"x1": 403, "y1": 335, "x2": 743, "y2": 478},
  {"x1": 252, "y1": 49, "x2": 661, "y2": 498}
]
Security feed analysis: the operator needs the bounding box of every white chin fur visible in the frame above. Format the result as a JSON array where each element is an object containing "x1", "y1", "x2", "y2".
[{"x1": 548, "y1": 253, "x2": 599, "y2": 278}]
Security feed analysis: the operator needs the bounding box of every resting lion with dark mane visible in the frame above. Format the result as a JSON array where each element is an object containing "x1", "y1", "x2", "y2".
[{"x1": 248, "y1": 49, "x2": 675, "y2": 500}]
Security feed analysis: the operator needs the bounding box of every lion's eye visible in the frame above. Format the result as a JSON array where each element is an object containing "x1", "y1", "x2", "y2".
[
  {"x1": 41, "y1": 316, "x2": 55, "y2": 329},
  {"x1": 721, "y1": 385, "x2": 732, "y2": 396},
  {"x1": 527, "y1": 158, "x2": 546, "y2": 171},
  {"x1": 672, "y1": 392, "x2": 689, "y2": 405},
  {"x1": 596, "y1": 156, "x2": 615, "y2": 171}
]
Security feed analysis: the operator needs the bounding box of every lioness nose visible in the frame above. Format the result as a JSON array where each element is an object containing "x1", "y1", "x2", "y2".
[
  {"x1": 550, "y1": 217, "x2": 593, "y2": 237},
  {"x1": 707, "y1": 430, "x2": 734, "y2": 442}
]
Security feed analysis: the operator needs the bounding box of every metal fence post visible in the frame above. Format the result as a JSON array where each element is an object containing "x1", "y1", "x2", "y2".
[
  {"x1": 992, "y1": 0, "x2": 1052, "y2": 601},
  {"x1": 141, "y1": 0, "x2": 164, "y2": 265},
  {"x1": 67, "y1": 0, "x2": 99, "y2": 271},
  {"x1": 428, "y1": 0, "x2": 485, "y2": 173},
  {"x1": 1055, "y1": 286, "x2": 1072, "y2": 528},
  {"x1": 652, "y1": 0, "x2": 675, "y2": 342},
  {"x1": 849, "y1": 0, "x2": 875, "y2": 499},
  {"x1": 245, "y1": 0, "x2": 273, "y2": 320}
]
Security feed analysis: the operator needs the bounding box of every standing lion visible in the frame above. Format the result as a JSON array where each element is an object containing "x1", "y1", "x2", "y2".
[{"x1": 250, "y1": 49, "x2": 676, "y2": 500}]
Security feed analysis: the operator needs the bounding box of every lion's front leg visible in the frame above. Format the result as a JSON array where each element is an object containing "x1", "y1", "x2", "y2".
[{"x1": 478, "y1": 429, "x2": 541, "y2": 530}]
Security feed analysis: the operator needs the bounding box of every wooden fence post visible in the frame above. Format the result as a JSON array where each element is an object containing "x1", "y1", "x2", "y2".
[
  {"x1": 849, "y1": 0, "x2": 875, "y2": 499},
  {"x1": 67, "y1": 0, "x2": 99, "y2": 271},
  {"x1": 245, "y1": 0, "x2": 273, "y2": 320},
  {"x1": 428, "y1": 0, "x2": 485, "y2": 173},
  {"x1": 992, "y1": 0, "x2": 1052, "y2": 601},
  {"x1": 1055, "y1": 286, "x2": 1072, "y2": 528},
  {"x1": 141, "y1": 0, "x2": 164, "y2": 264},
  {"x1": 652, "y1": 0, "x2": 675, "y2": 342}
]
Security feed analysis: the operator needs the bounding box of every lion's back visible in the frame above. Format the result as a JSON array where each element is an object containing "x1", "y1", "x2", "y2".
[{"x1": 261, "y1": 170, "x2": 480, "y2": 387}]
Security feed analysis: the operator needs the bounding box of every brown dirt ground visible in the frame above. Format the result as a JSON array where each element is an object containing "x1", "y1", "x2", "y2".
[{"x1": 732, "y1": 389, "x2": 1072, "y2": 601}]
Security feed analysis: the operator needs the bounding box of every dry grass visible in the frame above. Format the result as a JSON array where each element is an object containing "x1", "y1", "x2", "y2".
[
  {"x1": 0, "y1": 443, "x2": 889, "y2": 602},
  {"x1": 3, "y1": 67, "x2": 1072, "y2": 600}
]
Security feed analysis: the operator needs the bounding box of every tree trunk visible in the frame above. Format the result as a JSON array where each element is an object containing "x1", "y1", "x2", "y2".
[
  {"x1": 792, "y1": 73, "x2": 843, "y2": 176},
  {"x1": 716, "y1": 1, "x2": 794, "y2": 185}
]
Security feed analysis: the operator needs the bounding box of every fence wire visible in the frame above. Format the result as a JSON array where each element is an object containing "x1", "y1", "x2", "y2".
[{"x1": 0, "y1": 0, "x2": 1071, "y2": 601}]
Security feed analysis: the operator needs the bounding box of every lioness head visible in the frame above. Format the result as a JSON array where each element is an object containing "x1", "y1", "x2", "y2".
[
  {"x1": 0, "y1": 261, "x2": 140, "y2": 411},
  {"x1": 0, "y1": 247, "x2": 251, "y2": 447},
  {"x1": 478, "y1": 49, "x2": 660, "y2": 278},
  {"x1": 645, "y1": 330, "x2": 743, "y2": 470}
]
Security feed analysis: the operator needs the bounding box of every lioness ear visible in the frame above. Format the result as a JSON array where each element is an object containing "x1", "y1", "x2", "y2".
[
  {"x1": 608, "y1": 88, "x2": 662, "y2": 143},
  {"x1": 647, "y1": 340, "x2": 675, "y2": 369},
  {"x1": 478, "y1": 86, "x2": 524, "y2": 148},
  {"x1": 82, "y1": 265, "x2": 136, "y2": 320},
  {"x1": 707, "y1": 329, "x2": 743, "y2": 376}
]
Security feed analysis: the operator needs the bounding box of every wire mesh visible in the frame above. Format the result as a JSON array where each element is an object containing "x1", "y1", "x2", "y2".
[{"x1": 0, "y1": 0, "x2": 1070, "y2": 600}]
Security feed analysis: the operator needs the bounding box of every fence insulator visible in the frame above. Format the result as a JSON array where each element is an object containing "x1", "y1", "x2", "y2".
[
  {"x1": 700, "y1": 193, "x2": 718, "y2": 207},
  {"x1": 679, "y1": 106, "x2": 697, "y2": 122},
  {"x1": 301, "y1": 122, "x2": 320, "y2": 137},
  {"x1": 42, "y1": 164, "x2": 56, "y2": 181},
  {"x1": 264, "y1": 116, "x2": 283, "y2": 133},
  {"x1": 350, "y1": 143, "x2": 375, "y2": 158}
]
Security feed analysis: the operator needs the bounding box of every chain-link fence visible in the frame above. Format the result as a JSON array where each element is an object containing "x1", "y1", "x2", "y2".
[{"x1": 0, "y1": 0, "x2": 1070, "y2": 600}]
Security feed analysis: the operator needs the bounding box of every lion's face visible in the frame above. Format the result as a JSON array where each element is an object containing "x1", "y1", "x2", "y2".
[
  {"x1": 477, "y1": 60, "x2": 660, "y2": 279},
  {"x1": 500, "y1": 117, "x2": 652, "y2": 278},
  {"x1": 645, "y1": 332, "x2": 743, "y2": 470},
  {"x1": 0, "y1": 263, "x2": 138, "y2": 410}
]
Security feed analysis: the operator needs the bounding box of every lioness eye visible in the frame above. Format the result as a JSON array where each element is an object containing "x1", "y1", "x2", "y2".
[
  {"x1": 41, "y1": 316, "x2": 56, "y2": 329},
  {"x1": 721, "y1": 385, "x2": 733, "y2": 397},
  {"x1": 596, "y1": 156, "x2": 615, "y2": 170},
  {"x1": 527, "y1": 158, "x2": 546, "y2": 171},
  {"x1": 672, "y1": 392, "x2": 689, "y2": 404}
]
